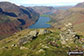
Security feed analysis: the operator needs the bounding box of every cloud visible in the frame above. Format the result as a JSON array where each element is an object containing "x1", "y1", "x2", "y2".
[
  {"x1": 0, "y1": 0, "x2": 84, "y2": 6},
  {"x1": 19, "y1": 0, "x2": 84, "y2": 4},
  {"x1": 18, "y1": 0, "x2": 84, "y2": 6},
  {"x1": 0, "y1": 0, "x2": 9, "y2": 2}
]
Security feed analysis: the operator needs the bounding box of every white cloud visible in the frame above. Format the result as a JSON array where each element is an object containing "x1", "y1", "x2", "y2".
[
  {"x1": 0, "y1": 0, "x2": 84, "y2": 6},
  {"x1": 19, "y1": 0, "x2": 84, "y2": 4},
  {"x1": 0, "y1": 0, "x2": 9, "y2": 2}
]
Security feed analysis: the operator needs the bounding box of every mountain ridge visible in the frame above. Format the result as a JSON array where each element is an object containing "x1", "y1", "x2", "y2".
[{"x1": 0, "y1": 2, "x2": 39, "y2": 40}]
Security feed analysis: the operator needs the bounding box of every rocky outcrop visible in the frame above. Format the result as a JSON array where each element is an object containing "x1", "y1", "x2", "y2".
[
  {"x1": 39, "y1": 29, "x2": 52, "y2": 35},
  {"x1": 18, "y1": 29, "x2": 52, "y2": 46},
  {"x1": 60, "y1": 23, "x2": 80, "y2": 44},
  {"x1": 18, "y1": 30, "x2": 39, "y2": 46},
  {"x1": 0, "y1": 2, "x2": 39, "y2": 40}
]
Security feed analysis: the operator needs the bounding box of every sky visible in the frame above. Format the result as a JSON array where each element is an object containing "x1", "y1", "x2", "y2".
[{"x1": 0, "y1": 0, "x2": 84, "y2": 6}]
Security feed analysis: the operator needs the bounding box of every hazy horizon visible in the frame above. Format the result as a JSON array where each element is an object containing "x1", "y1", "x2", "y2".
[{"x1": 0, "y1": 0, "x2": 84, "y2": 6}]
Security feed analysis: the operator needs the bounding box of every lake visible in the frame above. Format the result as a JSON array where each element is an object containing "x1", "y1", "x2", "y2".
[{"x1": 28, "y1": 16, "x2": 51, "y2": 29}]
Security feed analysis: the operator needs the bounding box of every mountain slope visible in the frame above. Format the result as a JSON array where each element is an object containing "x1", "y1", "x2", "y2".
[
  {"x1": 50, "y1": 2, "x2": 84, "y2": 34},
  {"x1": 75, "y1": 2, "x2": 84, "y2": 8},
  {"x1": 0, "y1": 2, "x2": 39, "y2": 40}
]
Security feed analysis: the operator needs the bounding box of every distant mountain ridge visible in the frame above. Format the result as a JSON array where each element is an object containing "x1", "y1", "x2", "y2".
[
  {"x1": 31, "y1": 6, "x2": 56, "y2": 15},
  {"x1": 0, "y1": 2, "x2": 39, "y2": 40},
  {"x1": 50, "y1": 2, "x2": 84, "y2": 33},
  {"x1": 75, "y1": 2, "x2": 84, "y2": 8},
  {"x1": 30, "y1": 6, "x2": 73, "y2": 15}
]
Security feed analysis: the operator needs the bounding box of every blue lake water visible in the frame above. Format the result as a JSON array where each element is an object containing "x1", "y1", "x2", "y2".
[{"x1": 28, "y1": 16, "x2": 51, "y2": 29}]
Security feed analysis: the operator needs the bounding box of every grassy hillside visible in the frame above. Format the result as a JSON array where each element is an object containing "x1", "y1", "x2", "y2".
[{"x1": 0, "y1": 28, "x2": 84, "y2": 56}]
